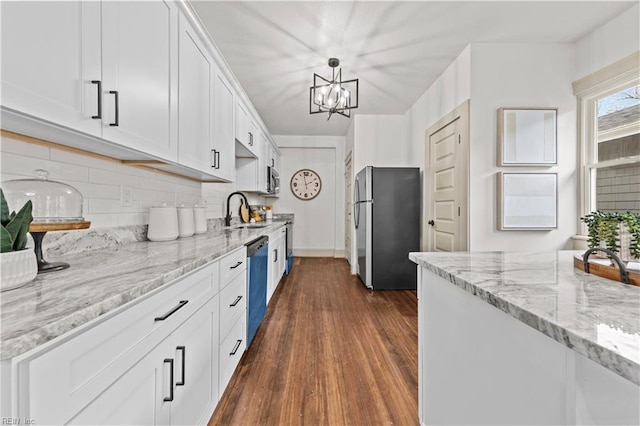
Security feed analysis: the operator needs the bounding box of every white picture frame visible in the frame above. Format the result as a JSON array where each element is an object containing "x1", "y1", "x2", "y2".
[
  {"x1": 497, "y1": 172, "x2": 558, "y2": 230},
  {"x1": 497, "y1": 107, "x2": 557, "y2": 166}
]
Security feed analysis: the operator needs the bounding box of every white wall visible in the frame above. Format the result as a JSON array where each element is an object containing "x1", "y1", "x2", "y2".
[
  {"x1": 469, "y1": 43, "x2": 577, "y2": 251},
  {"x1": 574, "y1": 4, "x2": 640, "y2": 80},
  {"x1": 403, "y1": 45, "x2": 472, "y2": 171},
  {"x1": 272, "y1": 135, "x2": 345, "y2": 257},
  {"x1": 351, "y1": 115, "x2": 408, "y2": 174},
  {"x1": 0, "y1": 136, "x2": 202, "y2": 228}
]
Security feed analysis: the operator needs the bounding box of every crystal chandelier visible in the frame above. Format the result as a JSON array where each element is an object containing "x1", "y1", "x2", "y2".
[{"x1": 309, "y1": 58, "x2": 359, "y2": 120}]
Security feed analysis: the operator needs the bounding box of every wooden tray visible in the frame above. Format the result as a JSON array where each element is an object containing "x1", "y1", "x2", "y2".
[
  {"x1": 574, "y1": 255, "x2": 640, "y2": 286},
  {"x1": 29, "y1": 221, "x2": 91, "y2": 232}
]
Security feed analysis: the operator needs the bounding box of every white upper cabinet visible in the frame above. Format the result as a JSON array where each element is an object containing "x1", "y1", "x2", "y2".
[
  {"x1": 212, "y1": 68, "x2": 236, "y2": 182},
  {"x1": 269, "y1": 144, "x2": 281, "y2": 172},
  {"x1": 101, "y1": 0, "x2": 178, "y2": 162},
  {"x1": 235, "y1": 101, "x2": 258, "y2": 158},
  {"x1": 1, "y1": 1, "x2": 102, "y2": 137},
  {"x1": 177, "y1": 13, "x2": 214, "y2": 173}
]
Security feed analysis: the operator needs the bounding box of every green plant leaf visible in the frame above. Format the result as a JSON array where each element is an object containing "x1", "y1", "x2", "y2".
[
  {"x1": 5, "y1": 200, "x2": 33, "y2": 251},
  {"x1": 0, "y1": 189, "x2": 10, "y2": 227},
  {"x1": 0, "y1": 226, "x2": 14, "y2": 253}
]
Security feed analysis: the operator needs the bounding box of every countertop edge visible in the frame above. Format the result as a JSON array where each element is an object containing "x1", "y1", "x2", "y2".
[
  {"x1": 1, "y1": 223, "x2": 287, "y2": 360},
  {"x1": 409, "y1": 252, "x2": 640, "y2": 386}
]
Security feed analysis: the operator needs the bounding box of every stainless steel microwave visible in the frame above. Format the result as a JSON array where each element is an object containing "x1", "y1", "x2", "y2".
[{"x1": 267, "y1": 166, "x2": 279, "y2": 195}]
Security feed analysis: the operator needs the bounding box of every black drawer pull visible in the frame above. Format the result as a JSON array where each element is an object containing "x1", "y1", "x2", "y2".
[
  {"x1": 215, "y1": 150, "x2": 220, "y2": 169},
  {"x1": 164, "y1": 358, "x2": 174, "y2": 402},
  {"x1": 274, "y1": 249, "x2": 278, "y2": 262},
  {"x1": 109, "y1": 90, "x2": 119, "y2": 126},
  {"x1": 230, "y1": 261, "x2": 243, "y2": 269},
  {"x1": 154, "y1": 300, "x2": 188, "y2": 321},
  {"x1": 230, "y1": 295, "x2": 242, "y2": 307},
  {"x1": 176, "y1": 346, "x2": 186, "y2": 386},
  {"x1": 91, "y1": 80, "x2": 102, "y2": 119},
  {"x1": 230, "y1": 339, "x2": 242, "y2": 356},
  {"x1": 211, "y1": 149, "x2": 217, "y2": 168}
]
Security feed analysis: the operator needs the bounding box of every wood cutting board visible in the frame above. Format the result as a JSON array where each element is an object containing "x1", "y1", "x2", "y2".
[{"x1": 239, "y1": 199, "x2": 250, "y2": 223}]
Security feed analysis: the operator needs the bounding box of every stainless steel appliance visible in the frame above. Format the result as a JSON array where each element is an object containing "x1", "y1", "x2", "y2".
[
  {"x1": 267, "y1": 166, "x2": 280, "y2": 195},
  {"x1": 354, "y1": 166, "x2": 420, "y2": 290},
  {"x1": 246, "y1": 236, "x2": 268, "y2": 347}
]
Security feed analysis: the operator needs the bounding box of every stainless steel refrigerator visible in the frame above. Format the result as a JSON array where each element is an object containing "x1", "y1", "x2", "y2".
[{"x1": 354, "y1": 166, "x2": 420, "y2": 290}]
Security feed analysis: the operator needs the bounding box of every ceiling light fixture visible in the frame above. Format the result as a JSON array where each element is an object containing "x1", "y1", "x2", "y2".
[{"x1": 309, "y1": 58, "x2": 359, "y2": 120}]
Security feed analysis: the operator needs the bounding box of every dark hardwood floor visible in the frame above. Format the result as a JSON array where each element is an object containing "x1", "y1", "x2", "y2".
[{"x1": 208, "y1": 257, "x2": 418, "y2": 426}]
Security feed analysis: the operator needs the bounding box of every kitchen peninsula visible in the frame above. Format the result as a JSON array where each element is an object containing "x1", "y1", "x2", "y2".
[{"x1": 410, "y1": 251, "x2": 640, "y2": 425}]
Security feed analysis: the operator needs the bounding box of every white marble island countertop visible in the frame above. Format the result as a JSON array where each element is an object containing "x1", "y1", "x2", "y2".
[
  {"x1": 1, "y1": 222, "x2": 286, "y2": 360},
  {"x1": 409, "y1": 250, "x2": 640, "y2": 385}
]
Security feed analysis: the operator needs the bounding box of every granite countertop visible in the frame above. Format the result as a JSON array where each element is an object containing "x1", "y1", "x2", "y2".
[
  {"x1": 409, "y1": 250, "x2": 640, "y2": 386},
  {"x1": 1, "y1": 222, "x2": 287, "y2": 360}
]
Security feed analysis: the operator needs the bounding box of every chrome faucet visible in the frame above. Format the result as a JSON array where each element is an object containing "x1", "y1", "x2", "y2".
[{"x1": 225, "y1": 191, "x2": 250, "y2": 227}]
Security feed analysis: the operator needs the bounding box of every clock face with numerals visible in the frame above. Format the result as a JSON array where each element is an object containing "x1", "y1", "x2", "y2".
[{"x1": 290, "y1": 169, "x2": 322, "y2": 201}]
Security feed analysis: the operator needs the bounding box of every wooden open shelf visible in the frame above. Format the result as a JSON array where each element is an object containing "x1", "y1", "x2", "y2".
[{"x1": 574, "y1": 255, "x2": 640, "y2": 286}]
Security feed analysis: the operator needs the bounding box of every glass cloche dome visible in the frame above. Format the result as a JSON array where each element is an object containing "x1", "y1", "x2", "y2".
[{"x1": 2, "y1": 169, "x2": 84, "y2": 223}]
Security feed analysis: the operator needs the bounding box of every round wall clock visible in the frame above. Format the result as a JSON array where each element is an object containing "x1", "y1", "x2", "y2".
[{"x1": 290, "y1": 169, "x2": 322, "y2": 200}]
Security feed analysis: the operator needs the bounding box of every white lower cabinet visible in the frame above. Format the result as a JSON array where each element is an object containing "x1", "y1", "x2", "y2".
[
  {"x1": 267, "y1": 227, "x2": 287, "y2": 303},
  {"x1": 9, "y1": 256, "x2": 247, "y2": 425}
]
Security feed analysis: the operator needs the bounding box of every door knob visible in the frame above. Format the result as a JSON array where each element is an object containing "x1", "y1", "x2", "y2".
[{"x1": 427, "y1": 220, "x2": 435, "y2": 226}]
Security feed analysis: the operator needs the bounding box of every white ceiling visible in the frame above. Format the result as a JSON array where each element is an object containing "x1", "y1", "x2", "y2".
[{"x1": 191, "y1": 1, "x2": 636, "y2": 136}]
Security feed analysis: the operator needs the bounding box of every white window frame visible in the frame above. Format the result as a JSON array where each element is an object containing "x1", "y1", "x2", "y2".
[{"x1": 573, "y1": 52, "x2": 640, "y2": 235}]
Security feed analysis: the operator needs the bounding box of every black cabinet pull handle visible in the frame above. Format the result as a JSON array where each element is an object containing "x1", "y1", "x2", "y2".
[
  {"x1": 164, "y1": 358, "x2": 174, "y2": 402},
  {"x1": 274, "y1": 249, "x2": 278, "y2": 262},
  {"x1": 248, "y1": 132, "x2": 252, "y2": 146},
  {"x1": 176, "y1": 346, "x2": 186, "y2": 386},
  {"x1": 211, "y1": 149, "x2": 216, "y2": 168},
  {"x1": 154, "y1": 300, "x2": 188, "y2": 321},
  {"x1": 230, "y1": 295, "x2": 242, "y2": 307},
  {"x1": 230, "y1": 340, "x2": 242, "y2": 355},
  {"x1": 109, "y1": 90, "x2": 119, "y2": 126},
  {"x1": 91, "y1": 80, "x2": 102, "y2": 119},
  {"x1": 230, "y1": 261, "x2": 243, "y2": 269},
  {"x1": 215, "y1": 150, "x2": 220, "y2": 169},
  {"x1": 272, "y1": 159, "x2": 275, "y2": 167}
]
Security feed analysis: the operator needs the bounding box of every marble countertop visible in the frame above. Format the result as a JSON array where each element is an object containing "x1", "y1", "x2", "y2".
[
  {"x1": 409, "y1": 251, "x2": 640, "y2": 385},
  {"x1": 1, "y1": 222, "x2": 286, "y2": 360}
]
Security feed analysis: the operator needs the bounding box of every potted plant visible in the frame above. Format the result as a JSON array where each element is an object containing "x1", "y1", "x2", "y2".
[
  {"x1": 1, "y1": 188, "x2": 36, "y2": 291},
  {"x1": 581, "y1": 211, "x2": 640, "y2": 262}
]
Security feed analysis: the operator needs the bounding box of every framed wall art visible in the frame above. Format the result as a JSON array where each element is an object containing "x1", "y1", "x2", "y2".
[
  {"x1": 497, "y1": 172, "x2": 558, "y2": 230},
  {"x1": 497, "y1": 107, "x2": 557, "y2": 166}
]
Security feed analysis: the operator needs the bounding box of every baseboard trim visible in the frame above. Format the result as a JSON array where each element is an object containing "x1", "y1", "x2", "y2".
[
  {"x1": 334, "y1": 249, "x2": 345, "y2": 258},
  {"x1": 294, "y1": 249, "x2": 336, "y2": 257}
]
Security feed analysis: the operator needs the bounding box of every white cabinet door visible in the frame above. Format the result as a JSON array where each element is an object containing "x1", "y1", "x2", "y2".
[
  {"x1": 67, "y1": 339, "x2": 171, "y2": 426},
  {"x1": 177, "y1": 13, "x2": 214, "y2": 173},
  {"x1": 279, "y1": 235, "x2": 287, "y2": 279},
  {"x1": 235, "y1": 102, "x2": 248, "y2": 146},
  {"x1": 170, "y1": 296, "x2": 218, "y2": 425},
  {"x1": 1, "y1": 1, "x2": 102, "y2": 137},
  {"x1": 212, "y1": 69, "x2": 236, "y2": 182},
  {"x1": 235, "y1": 102, "x2": 259, "y2": 158},
  {"x1": 101, "y1": 0, "x2": 178, "y2": 162}
]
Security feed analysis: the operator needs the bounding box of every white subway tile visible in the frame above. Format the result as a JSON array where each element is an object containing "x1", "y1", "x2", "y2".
[
  {"x1": 90, "y1": 168, "x2": 142, "y2": 187},
  {"x1": 1, "y1": 152, "x2": 89, "y2": 182},
  {"x1": 50, "y1": 149, "x2": 122, "y2": 172},
  {"x1": 84, "y1": 213, "x2": 119, "y2": 229},
  {"x1": 89, "y1": 198, "x2": 142, "y2": 214},
  {"x1": 1, "y1": 138, "x2": 50, "y2": 159},
  {"x1": 117, "y1": 212, "x2": 147, "y2": 226}
]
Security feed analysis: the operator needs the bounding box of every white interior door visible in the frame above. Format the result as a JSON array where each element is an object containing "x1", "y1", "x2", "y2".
[{"x1": 425, "y1": 101, "x2": 469, "y2": 252}]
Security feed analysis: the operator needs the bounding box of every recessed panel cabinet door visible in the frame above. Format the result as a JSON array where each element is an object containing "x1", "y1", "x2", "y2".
[
  {"x1": 212, "y1": 70, "x2": 236, "y2": 182},
  {"x1": 178, "y1": 14, "x2": 213, "y2": 173},
  {"x1": 67, "y1": 339, "x2": 171, "y2": 425},
  {"x1": 0, "y1": 1, "x2": 102, "y2": 136},
  {"x1": 101, "y1": 0, "x2": 178, "y2": 162},
  {"x1": 170, "y1": 296, "x2": 218, "y2": 425}
]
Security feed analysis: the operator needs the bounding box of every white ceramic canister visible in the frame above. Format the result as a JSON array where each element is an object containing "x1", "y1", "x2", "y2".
[
  {"x1": 147, "y1": 205, "x2": 179, "y2": 241},
  {"x1": 193, "y1": 205, "x2": 207, "y2": 234},
  {"x1": 177, "y1": 205, "x2": 195, "y2": 238}
]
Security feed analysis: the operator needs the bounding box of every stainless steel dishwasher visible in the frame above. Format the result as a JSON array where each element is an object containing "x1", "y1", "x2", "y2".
[{"x1": 246, "y1": 236, "x2": 268, "y2": 348}]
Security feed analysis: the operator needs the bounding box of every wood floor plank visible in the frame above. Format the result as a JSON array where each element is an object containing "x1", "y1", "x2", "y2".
[{"x1": 209, "y1": 257, "x2": 418, "y2": 425}]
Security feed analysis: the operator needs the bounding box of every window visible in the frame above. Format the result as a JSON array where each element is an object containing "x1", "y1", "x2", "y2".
[{"x1": 574, "y1": 53, "x2": 640, "y2": 233}]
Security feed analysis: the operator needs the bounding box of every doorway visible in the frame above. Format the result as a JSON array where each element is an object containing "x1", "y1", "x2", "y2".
[
  {"x1": 344, "y1": 153, "x2": 353, "y2": 266},
  {"x1": 423, "y1": 100, "x2": 470, "y2": 251}
]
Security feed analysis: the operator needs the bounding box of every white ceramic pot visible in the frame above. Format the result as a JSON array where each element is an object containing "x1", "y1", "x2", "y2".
[
  {"x1": 148, "y1": 205, "x2": 179, "y2": 242},
  {"x1": 193, "y1": 206, "x2": 207, "y2": 234},
  {"x1": 1, "y1": 249, "x2": 37, "y2": 292},
  {"x1": 177, "y1": 206, "x2": 195, "y2": 238}
]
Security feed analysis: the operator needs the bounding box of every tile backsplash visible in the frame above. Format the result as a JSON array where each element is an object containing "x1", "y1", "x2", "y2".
[{"x1": 0, "y1": 136, "x2": 266, "y2": 228}]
